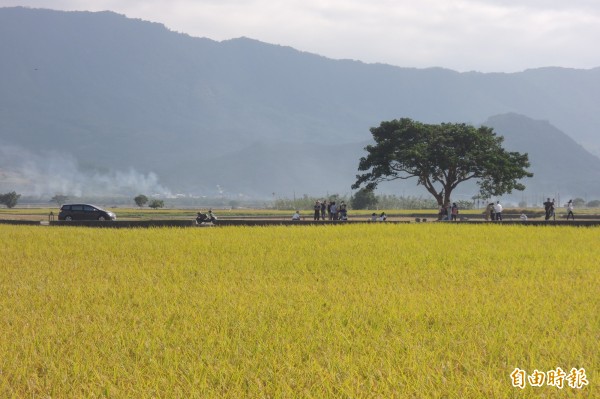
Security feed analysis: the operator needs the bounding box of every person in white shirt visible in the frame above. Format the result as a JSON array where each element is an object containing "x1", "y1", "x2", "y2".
[
  {"x1": 292, "y1": 210, "x2": 301, "y2": 221},
  {"x1": 329, "y1": 202, "x2": 338, "y2": 221},
  {"x1": 493, "y1": 201, "x2": 503, "y2": 221},
  {"x1": 520, "y1": 213, "x2": 528, "y2": 221},
  {"x1": 567, "y1": 199, "x2": 575, "y2": 220}
]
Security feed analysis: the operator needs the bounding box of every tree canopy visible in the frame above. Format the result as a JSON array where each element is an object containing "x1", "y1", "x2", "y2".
[
  {"x1": 134, "y1": 194, "x2": 149, "y2": 208},
  {"x1": 352, "y1": 118, "x2": 533, "y2": 206},
  {"x1": 0, "y1": 191, "x2": 21, "y2": 208},
  {"x1": 148, "y1": 199, "x2": 165, "y2": 209}
]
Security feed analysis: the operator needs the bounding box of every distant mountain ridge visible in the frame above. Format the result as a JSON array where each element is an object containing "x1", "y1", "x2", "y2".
[
  {"x1": 485, "y1": 114, "x2": 600, "y2": 201},
  {"x1": 1, "y1": 7, "x2": 600, "y2": 199}
]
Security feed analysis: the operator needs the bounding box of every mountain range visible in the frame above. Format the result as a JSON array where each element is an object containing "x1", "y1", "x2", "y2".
[{"x1": 1, "y1": 7, "x2": 600, "y2": 201}]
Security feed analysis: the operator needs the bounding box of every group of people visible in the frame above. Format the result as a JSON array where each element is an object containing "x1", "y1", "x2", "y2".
[
  {"x1": 308, "y1": 200, "x2": 348, "y2": 221},
  {"x1": 438, "y1": 203, "x2": 460, "y2": 221},
  {"x1": 543, "y1": 198, "x2": 575, "y2": 221},
  {"x1": 370, "y1": 212, "x2": 387, "y2": 222},
  {"x1": 483, "y1": 201, "x2": 504, "y2": 221},
  {"x1": 200, "y1": 198, "x2": 578, "y2": 224},
  {"x1": 486, "y1": 198, "x2": 575, "y2": 222},
  {"x1": 294, "y1": 205, "x2": 388, "y2": 222}
]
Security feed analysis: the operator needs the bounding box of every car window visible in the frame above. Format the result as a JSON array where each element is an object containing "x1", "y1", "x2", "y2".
[
  {"x1": 60, "y1": 205, "x2": 70, "y2": 211},
  {"x1": 71, "y1": 205, "x2": 84, "y2": 211},
  {"x1": 84, "y1": 205, "x2": 96, "y2": 212}
]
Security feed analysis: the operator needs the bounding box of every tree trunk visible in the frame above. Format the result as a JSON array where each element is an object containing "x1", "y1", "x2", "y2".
[{"x1": 443, "y1": 188, "x2": 452, "y2": 207}]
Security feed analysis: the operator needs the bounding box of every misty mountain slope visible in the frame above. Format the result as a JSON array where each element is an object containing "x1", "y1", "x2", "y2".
[
  {"x1": 175, "y1": 140, "x2": 369, "y2": 197},
  {"x1": 485, "y1": 113, "x2": 600, "y2": 198},
  {"x1": 1, "y1": 7, "x2": 600, "y2": 197}
]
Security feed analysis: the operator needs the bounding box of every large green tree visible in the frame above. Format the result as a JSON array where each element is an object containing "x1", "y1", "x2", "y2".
[
  {"x1": 134, "y1": 194, "x2": 149, "y2": 208},
  {"x1": 0, "y1": 191, "x2": 21, "y2": 208},
  {"x1": 352, "y1": 118, "x2": 533, "y2": 206}
]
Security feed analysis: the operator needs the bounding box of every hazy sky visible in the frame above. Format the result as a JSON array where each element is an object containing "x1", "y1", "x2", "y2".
[{"x1": 2, "y1": 0, "x2": 600, "y2": 72}]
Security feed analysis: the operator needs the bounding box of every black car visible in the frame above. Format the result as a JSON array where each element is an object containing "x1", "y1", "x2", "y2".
[{"x1": 58, "y1": 204, "x2": 117, "y2": 221}]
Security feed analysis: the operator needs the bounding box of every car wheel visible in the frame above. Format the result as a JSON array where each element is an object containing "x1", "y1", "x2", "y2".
[
  {"x1": 65, "y1": 216, "x2": 73, "y2": 221},
  {"x1": 98, "y1": 216, "x2": 106, "y2": 221}
]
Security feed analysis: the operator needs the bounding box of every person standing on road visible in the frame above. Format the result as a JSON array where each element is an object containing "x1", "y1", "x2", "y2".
[
  {"x1": 451, "y1": 202, "x2": 459, "y2": 221},
  {"x1": 484, "y1": 202, "x2": 493, "y2": 221},
  {"x1": 329, "y1": 201, "x2": 338, "y2": 221},
  {"x1": 339, "y1": 204, "x2": 348, "y2": 221},
  {"x1": 339, "y1": 202, "x2": 347, "y2": 221},
  {"x1": 543, "y1": 198, "x2": 555, "y2": 221},
  {"x1": 320, "y1": 200, "x2": 327, "y2": 220},
  {"x1": 493, "y1": 201, "x2": 503, "y2": 221},
  {"x1": 313, "y1": 200, "x2": 321, "y2": 221},
  {"x1": 566, "y1": 199, "x2": 575, "y2": 220}
]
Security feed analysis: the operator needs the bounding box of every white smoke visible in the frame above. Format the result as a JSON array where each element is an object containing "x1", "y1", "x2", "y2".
[{"x1": 0, "y1": 143, "x2": 171, "y2": 197}]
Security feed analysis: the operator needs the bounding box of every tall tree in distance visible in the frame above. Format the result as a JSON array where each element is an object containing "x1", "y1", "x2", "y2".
[
  {"x1": 134, "y1": 194, "x2": 149, "y2": 208},
  {"x1": 50, "y1": 195, "x2": 69, "y2": 206},
  {"x1": 148, "y1": 199, "x2": 164, "y2": 209},
  {"x1": 352, "y1": 118, "x2": 533, "y2": 207},
  {"x1": 350, "y1": 188, "x2": 378, "y2": 210},
  {"x1": 0, "y1": 191, "x2": 21, "y2": 208}
]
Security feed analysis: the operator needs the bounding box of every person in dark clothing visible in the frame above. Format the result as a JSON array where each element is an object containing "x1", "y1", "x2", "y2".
[
  {"x1": 451, "y1": 203, "x2": 459, "y2": 221},
  {"x1": 543, "y1": 198, "x2": 555, "y2": 221},
  {"x1": 439, "y1": 205, "x2": 449, "y2": 221},
  {"x1": 338, "y1": 202, "x2": 347, "y2": 221},
  {"x1": 489, "y1": 203, "x2": 496, "y2": 221},
  {"x1": 313, "y1": 200, "x2": 321, "y2": 221}
]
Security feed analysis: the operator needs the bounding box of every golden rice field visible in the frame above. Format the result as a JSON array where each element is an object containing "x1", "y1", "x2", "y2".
[{"x1": 0, "y1": 223, "x2": 598, "y2": 398}]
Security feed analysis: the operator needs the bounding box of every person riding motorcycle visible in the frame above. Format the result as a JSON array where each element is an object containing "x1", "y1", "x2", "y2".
[{"x1": 196, "y1": 209, "x2": 217, "y2": 224}]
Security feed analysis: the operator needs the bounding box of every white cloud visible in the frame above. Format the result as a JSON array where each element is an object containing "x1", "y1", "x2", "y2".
[{"x1": 2, "y1": 0, "x2": 600, "y2": 71}]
